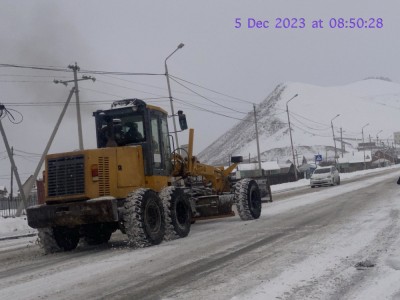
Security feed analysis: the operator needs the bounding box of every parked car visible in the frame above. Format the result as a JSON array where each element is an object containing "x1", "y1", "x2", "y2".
[{"x1": 310, "y1": 166, "x2": 340, "y2": 188}]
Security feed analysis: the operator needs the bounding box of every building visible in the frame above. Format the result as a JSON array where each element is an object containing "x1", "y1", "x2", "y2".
[
  {"x1": 0, "y1": 186, "x2": 7, "y2": 197},
  {"x1": 337, "y1": 151, "x2": 372, "y2": 172}
]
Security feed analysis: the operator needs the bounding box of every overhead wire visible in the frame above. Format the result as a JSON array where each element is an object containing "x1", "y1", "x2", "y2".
[
  {"x1": 170, "y1": 74, "x2": 254, "y2": 104},
  {"x1": 0, "y1": 63, "x2": 164, "y2": 76},
  {"x1": 170, "y1": 77, "x2": 247, "y2": 115},
  {"x1": 290, "y1": 121, "x2": 332, "y2": 138},
  {"x1": 0, "y1": 62, "x2": 277, "y2": 127},
  {"x1": 173, "y1": 97, "x2": 248, "y2": 121},
  {"x1": 289, "y1": 113, "x2": 331, "y2": 132}
]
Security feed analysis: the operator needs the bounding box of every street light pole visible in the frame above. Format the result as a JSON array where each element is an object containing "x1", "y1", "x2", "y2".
[
  {"x1": 286, "y1": 94, "x2": 299, "y2": 181},
  {"x1": 361, "y1": 123, "x2": 369, "y2": 170},
  {"x1": 253, "y1": 104, "x2": 262, "y2": 175},
  {"x1": 165, "y1": 43, "x2": 184, "y2": 152},
  {"x1": 375, "y1": 130, "x2": 383, "y2": 166},
  {"x1": 330, "y1": 114, "x2": 340, "y2": 165},
  {"x1": 376, "y1": 130, "x2": 383, "y2": 148}
]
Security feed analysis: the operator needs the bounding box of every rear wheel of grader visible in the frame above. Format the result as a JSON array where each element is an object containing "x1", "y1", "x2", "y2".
[
  {"x1": 37, "y1": 227, "x2": 62, "y2": 254},
  {"x1": 53, "y1": 226, "x2": 80, "y2": 251},
  {"x1": 81, "y1": 223, "x2": 113, "y2": 245},
  {"x1": 160, "y1": 186, "x2": 191, "y2": 240},
  {"x1": 123, "y1": 188, "x2": 165, "y2": 247},
  {"x1": 234, "y1": 179, "x2": 262, "y2": 220},
  {"x1": 38, "y1": 226, "x2": 80, "y2": 253}
]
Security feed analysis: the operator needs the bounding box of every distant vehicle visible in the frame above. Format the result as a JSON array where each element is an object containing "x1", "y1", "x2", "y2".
[{"x1": 310, "y1": 166, "x2": 340, "y2": 188}]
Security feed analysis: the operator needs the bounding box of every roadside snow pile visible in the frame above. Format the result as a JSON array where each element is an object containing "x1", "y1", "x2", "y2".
[
  {"x1": 0, "y1": 164, "x2": 398, "y2": 240},
  {"x1": 0, "y1": 216, "x2": 36, "y2": 239},
  {"x1": 271, "y1": 164, "x2": 400, "y2": 193}
]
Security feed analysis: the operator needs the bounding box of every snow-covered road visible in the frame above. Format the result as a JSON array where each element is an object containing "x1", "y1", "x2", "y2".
[{"x1": 1, "y1": 167, "x2": 400, "y2": 299}]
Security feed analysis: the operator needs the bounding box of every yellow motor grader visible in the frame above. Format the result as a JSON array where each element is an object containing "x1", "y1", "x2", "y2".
[{"x1": 27, "y1": 99, "x2": 261, "y2": 252}]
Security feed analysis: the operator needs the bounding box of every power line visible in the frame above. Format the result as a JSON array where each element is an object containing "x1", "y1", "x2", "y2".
[
  {"x1": 290, "y1": 122, "x2": 332, "y2": 138},
  {"x1": 0, "y1": 63, "x2": 164, "y2": 76},
  {"x1": 173, "y1": 97, "x2": 248, "y2": 121},
  {"x1": 170, "y1": 74, "x2": 254, "y2": 104},
  {"x1": 0, "y1": 74, "x2": 70, "y2": 78},
  {"x1": 13, "y1": 149, "x2": 41, "y2": 156},
  {"x1": 170, "y1": 77, "x2": 247, "y2": 115},
  {"x1": 289, "y1": 113, "x2": 331, "y2": 132},
  {"x1": 0, "y1": 63, "x2": 69, "y2": 72},
  {"x1": 0, "y1": 80, "x2": 50, "y2": 83},
  {"x1": 95, "y1": 79, "x2": 167, "y2": 98}
]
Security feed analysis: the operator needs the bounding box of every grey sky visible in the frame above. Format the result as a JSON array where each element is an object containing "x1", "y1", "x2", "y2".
[{"x1": 0, "y1": 0, "x2": 398, "y2": 191}]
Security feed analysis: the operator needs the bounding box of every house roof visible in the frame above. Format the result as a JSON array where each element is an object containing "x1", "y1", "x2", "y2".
[
  {"x1": 337, "y1": 151, "x2": 372, "y2": 164},
  {"x1": 237, "y1": 161, "x2": 281, "y2": 171}
]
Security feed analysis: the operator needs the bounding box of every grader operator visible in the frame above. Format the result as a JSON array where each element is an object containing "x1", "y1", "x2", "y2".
[{"x1": 27, "y1": 99, "x2": 262, "y2": 253}]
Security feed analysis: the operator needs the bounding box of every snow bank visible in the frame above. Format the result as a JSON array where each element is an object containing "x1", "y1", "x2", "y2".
[
  {"x1": 0, "y1": 164, "x2": 399, "y2": 239},
  {"x1": 0, "y1": 216, "x2": 36, "y2": 239}
]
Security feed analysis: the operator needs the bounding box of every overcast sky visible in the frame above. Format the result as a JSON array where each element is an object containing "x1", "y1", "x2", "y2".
[{"x1": 0, "y1": 0, "x2": 398, "y2": 192}]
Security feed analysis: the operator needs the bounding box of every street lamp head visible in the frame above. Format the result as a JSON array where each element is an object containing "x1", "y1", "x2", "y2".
[
  {"x1": 177, "y1": 43, "x2": 185, "y2": 49},
  {"x1": 286, "y1": 94, "x2": 299, "y2": 106},
  {"x1": 331, "y1": 114, "x2": 340, "y2": 122}
]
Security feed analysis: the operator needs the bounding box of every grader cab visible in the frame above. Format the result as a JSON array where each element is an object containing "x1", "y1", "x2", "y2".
[{"x1": 26, "y1": 99, "x2": 262, "y2": 253}]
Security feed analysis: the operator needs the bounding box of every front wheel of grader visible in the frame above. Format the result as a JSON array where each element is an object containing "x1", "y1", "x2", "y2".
[
  {"x1": 160, "y1": 186, "x2": 192, "y2": 240},
  {"x1": 234, "y1": 178, "x2": 262, "y2": 220},
  {"x1": 122, "y1": 188, "x2": 165, "y2": 247}
]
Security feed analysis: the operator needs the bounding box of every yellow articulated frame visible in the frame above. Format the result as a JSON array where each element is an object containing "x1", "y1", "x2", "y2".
[
  {"x1": 185, "y1": 128, "x2": 239, "y2": 193},
  {"x1": 144, "y1": 176, "x2": 170, "y2": 192}
]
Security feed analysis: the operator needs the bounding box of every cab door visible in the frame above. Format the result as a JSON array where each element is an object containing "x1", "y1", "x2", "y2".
[{"x1": 150, "y1": 113, "x2": 172, "y2": 176}]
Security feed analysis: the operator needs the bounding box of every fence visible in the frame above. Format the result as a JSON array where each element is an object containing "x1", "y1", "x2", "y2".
[{"x1": 0, "y1": 194, "x2": 38, "y2": 218}]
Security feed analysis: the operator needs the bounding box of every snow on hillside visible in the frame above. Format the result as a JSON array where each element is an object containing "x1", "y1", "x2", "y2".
[{"x1": 198, "y1": 79, "x2": 400, "y2": 165}]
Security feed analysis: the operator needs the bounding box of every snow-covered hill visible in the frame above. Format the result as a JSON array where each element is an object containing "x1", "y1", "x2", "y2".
[{"x1": 198, "y1": 79, "x2": 400, "y2": 165}]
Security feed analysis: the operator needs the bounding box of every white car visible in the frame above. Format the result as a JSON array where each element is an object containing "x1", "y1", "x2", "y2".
[{"x1": 310, "y1": 166, "x2": 340, "y2": 188}]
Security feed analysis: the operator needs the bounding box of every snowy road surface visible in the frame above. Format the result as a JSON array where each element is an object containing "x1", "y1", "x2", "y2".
[{"x1": 1, "y1": 167, "x2": 400, "y2": 299}]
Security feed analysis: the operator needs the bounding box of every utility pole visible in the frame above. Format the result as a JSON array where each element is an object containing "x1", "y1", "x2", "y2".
[
  {"x1": 0, "y1": 116, "x2": 28, "y2": 211},
  {"x1": 286, "y1": 94, "x2": 299, "y2": 180},
  {"x1": 340, "y1": 127, "x2": 344, "y2": 157},
  {"x1": 330, "y1": 114, "x2": 340, "y2": 165},
  {"x1": 70, "y1": 63, "x2": 83, "y2": 150},
  {"x1": 54, "y1": 62, "x2": 95, "y2": 150},
  {"x1": 361, "y1": 123, "x2": 369, "y2": 170},
  {"x1": 253, "y1": 104, "x2": 262, "y2": 175},
  {"x1": 9, "y1": 146, "x2": 13, "y2": 215},
  {"x1": 15, "y1": 88, "x2": 76, "y2": 216},
  {"x1": 295, "y1": 149, "x2": 300, "y2": 167}
]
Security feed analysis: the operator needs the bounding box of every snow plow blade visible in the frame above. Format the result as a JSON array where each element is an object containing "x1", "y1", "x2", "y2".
[{"x1": 26, "y1": 198, "x2": 119, "y2": 228}]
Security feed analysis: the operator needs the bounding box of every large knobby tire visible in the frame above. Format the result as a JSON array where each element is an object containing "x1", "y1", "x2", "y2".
[
  {"x1": 53, "y1": 226, "x2": 80, "y2": 251},
  {"x1": 160, "y1": 186, "x2": 191, "y2": 240},
  {"x1": 81, "y1": 223, "x2": 113, "y2": 245},
  {"x1": 38, "y1": 226, "x2": 80, "y2": 253},
  {"x1": 123, "y1": 188, "x2": 165, "y2": 248},
  {"x1": 37, "y1": 227, "x2": 62, "y2": 254},
  {"x1": 234, "y1": 179, "x2": 262, "y2": 221}
]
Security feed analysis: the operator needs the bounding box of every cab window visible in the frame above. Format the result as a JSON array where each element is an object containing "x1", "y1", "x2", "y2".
[{"x1": 151, "y1": 116, "x2": 162, "y2": 169}]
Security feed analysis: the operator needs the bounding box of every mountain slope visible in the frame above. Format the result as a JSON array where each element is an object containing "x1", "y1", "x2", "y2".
[{"x1": 198, "y1": 79, "x2": 400, "y2": 165}]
